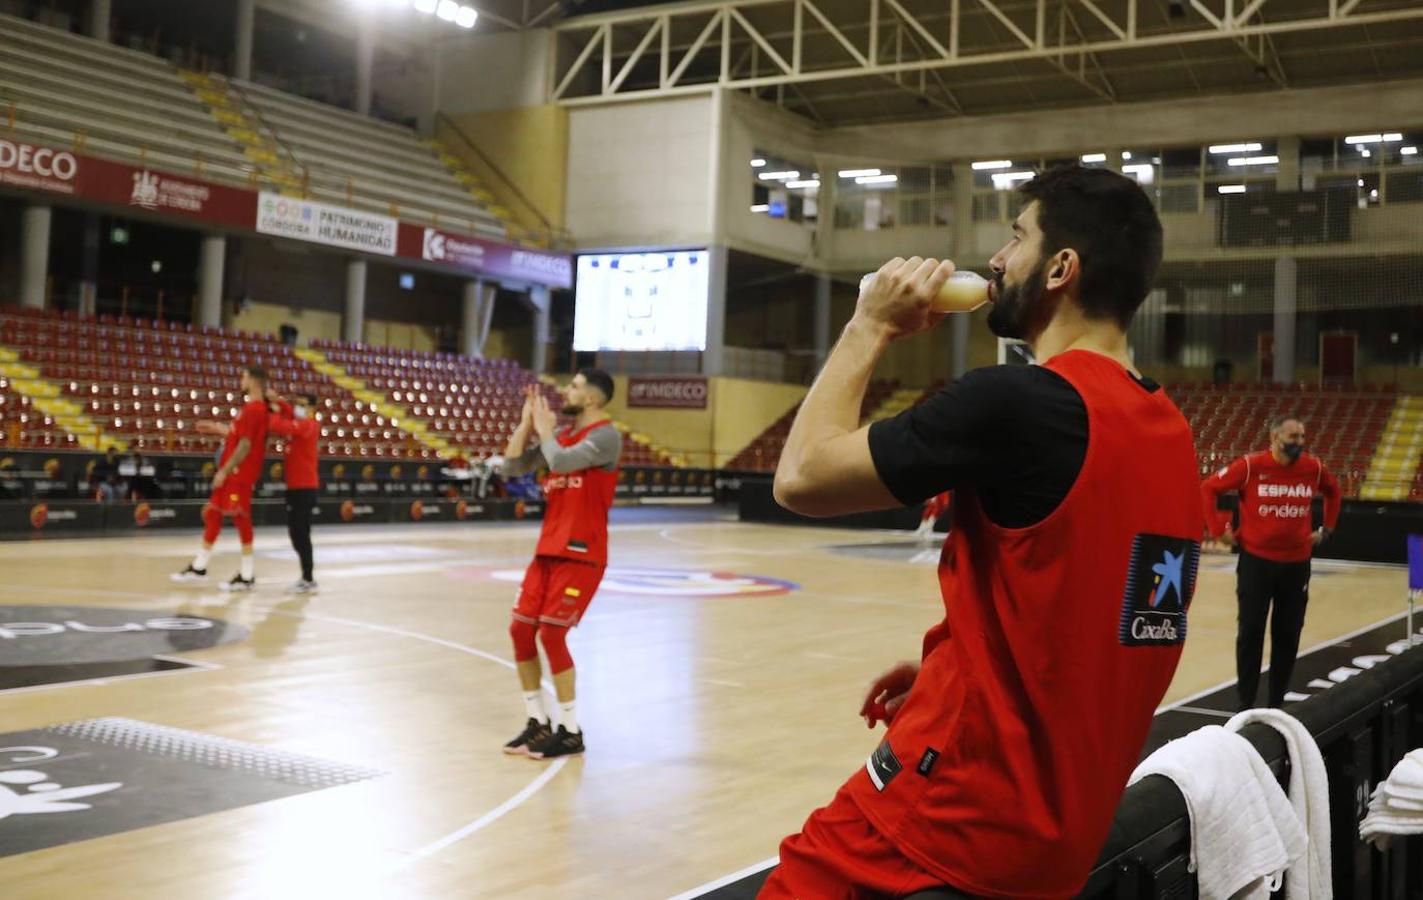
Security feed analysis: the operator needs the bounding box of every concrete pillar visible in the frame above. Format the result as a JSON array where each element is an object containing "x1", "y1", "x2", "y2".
[
  {"x1": 1272, "y1": 255, "x2": 1297, "y2": 385},
  {"x1": 87, "y1": 0, "x2": 111, "y2": 42},
  {"x1": 19, "y1": 204, "x2": 51, "y2": 310},
  {"x1": 1276, "y1": 136, "x2": 1301, "y2": 192},
  {"x1": 706, "y1": 88, "x2": 728, "y2": 243},
  {"x1": 813, "y1": 272, "x2": 831, "y2": 369},
  {"x1": 344, "y1": 259, "x2": 367, "y2": 344},
  {"x1": 462, "y1": 279, "x2": 495, "y2": 358},
  {"x1": 703, "y1": 245, "x2": 728, "y2": 376},
  {"x1": 529, "y1": 285, "x2": 550, "y2": 373},
  {"x1": 355, "y1": 19, "x2": 375, "y2": 116},
  {"x1": 197, "y1": 235, "x2": 226, "y2": 328},
  {"x1": 234, "y1": 0, "x2": 255, "y2": 80},
  {"x1": 950, "y1": 162, "x2": 975, "y2": 380},
  {"x1": 1107, "y1": 149, "x2": 1125, "y2": 174},
  {"x1": 79, "y1": 214, "x2": 100, "y2": 316}
]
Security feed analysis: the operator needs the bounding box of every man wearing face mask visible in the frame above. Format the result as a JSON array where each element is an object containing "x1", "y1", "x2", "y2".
[
  {"x1": 1201, "y1": 415, "x2": 1341, "y2": 710},
  {"x1": 267, "y1": 390, "x2": 322, "y2": 594},
  {"x1": 763, "y1": 166, "x2": 1201, "y2": 899}
]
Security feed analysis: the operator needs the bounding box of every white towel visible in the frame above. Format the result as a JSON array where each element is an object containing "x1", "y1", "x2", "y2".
[
  {"x1": 1361, "y1": 750, "x2": 1423, "y2": 850},
  {"x1": 1130, "y1": 725, "x2": 1307, "y2": 900},
  {"x1": 1226, "y1": 708, "x2": 1332, "y2": 899},
  {"x1": 1371, "y1": 783, "x2": 1423, "y2": 812}
]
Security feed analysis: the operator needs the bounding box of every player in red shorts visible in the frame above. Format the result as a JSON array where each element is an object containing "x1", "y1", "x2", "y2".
[
  {"x1": 499, "y1": 370, "x2": 622, "y2": 760},
  {"x1": 172, "y1": 365, "x2": 271, "y2": 592}
]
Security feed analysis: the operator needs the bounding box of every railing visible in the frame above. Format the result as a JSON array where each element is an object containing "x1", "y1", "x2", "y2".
[{"x1": 1083, "y1": 640, "x2": 1423, "y2": 898}]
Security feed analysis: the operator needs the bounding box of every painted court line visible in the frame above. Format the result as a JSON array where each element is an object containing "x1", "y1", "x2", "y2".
[
  {"x1": 0, "y1": 655, "x2": 221, "y2": 697},
  {"x1": 666, "y1": 856, "x2": 781, "y2": 900},
  {"x1": 1156, "y1": 608, "x2": 1410, "y2": 713},
  {"x1": 392, "y1": 757, "x2": 571, "y2": 871}
]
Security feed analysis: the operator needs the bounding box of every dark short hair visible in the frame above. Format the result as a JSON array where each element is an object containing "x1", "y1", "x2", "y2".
[
  {"x1": 245, "y1": 365, "x2": 269, "y2": 384},
  {"x1": 1017, "y1": 165, "x2": 1164, "y2": 330},
  {"x1": 298, "y1": 392, "x2": 319, "y2": 407},
  {"x1": 579, "y1": 368, "x2": 615, "y2": 404},
  {"x1": 1272, "y1": 414, "x2": 1304, "y2": 432}
]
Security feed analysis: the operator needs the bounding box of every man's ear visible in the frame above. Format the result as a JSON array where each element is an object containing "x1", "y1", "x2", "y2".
[{"x1": 1045, "y1": 248, "x2": 1079, "y2": 293}]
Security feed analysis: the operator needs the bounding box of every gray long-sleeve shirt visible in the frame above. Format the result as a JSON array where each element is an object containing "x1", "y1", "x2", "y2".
[{"x1": 503, "y1": 423, "x2": 622, "y2": 477}]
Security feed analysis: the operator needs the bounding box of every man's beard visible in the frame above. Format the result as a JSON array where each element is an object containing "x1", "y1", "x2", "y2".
[
  {"x1": 561, "y1": 404, "x2": 583, "y2": 416},
  {"x1": 986, "y1": 259, "x2": 1050, "y2": 341}
]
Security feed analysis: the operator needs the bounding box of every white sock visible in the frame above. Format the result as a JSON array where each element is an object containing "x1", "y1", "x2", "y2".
[
  {"x1": 524, "y1": 691, "x2": 548, "y2": 724},
  {"x1": 240, "y1": 554, "x2": 254, "y2": 581},
  {"x1": 559, "y1": 700, "x2": 579, "y2": 734},
  {"x1": 193, "y1": 548, "x2": 211, "y2": 571}
]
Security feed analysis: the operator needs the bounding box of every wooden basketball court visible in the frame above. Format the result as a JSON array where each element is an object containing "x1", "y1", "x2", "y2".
[{"x1": 0, "y1": 507, "x2": 1410, "y2": 899}]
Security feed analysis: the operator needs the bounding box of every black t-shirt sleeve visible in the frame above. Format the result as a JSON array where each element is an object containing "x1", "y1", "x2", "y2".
[
  {"x1": 867, "y1": 364, "x2": 1090, "y2": 529},
  {"x1": 868, "y1": 367, "x2": 1007, "y2": 507}
]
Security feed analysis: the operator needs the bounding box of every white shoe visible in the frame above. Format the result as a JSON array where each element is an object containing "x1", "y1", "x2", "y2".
[
  {"x1": 284, "y1": 580, "x2": 318, "y2": 595},
  {"x1": 219, "y1": 574, "x2": 255, "y2": 593},
  {"x1": 170, "y1": 565, "x2": 208, "y2": 584}
]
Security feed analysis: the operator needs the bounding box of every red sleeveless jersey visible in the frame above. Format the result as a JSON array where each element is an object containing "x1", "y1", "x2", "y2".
[
  {"x1": 221, "y1": 399, "x2": 270, "y2": 487},
  {"x1": 534, "y1": 419, "x2": 619, "y2": 566},
  {"x1": 845, "y1": 350, "x2": 1203, "y2": 897}
]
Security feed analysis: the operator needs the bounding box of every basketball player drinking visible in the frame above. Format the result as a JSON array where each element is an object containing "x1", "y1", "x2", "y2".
[
  {"x1": 765, "y1": 167, "x2": 1203, "y2": 898},
  {"x1": 173, "y1": 365, "x2": 271, "y2": 592},
  {"x1": 500, "y1": 370, "x2": 622, "y2": 759}
]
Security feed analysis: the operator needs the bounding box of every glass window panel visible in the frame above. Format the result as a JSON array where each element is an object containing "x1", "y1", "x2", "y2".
[
  {"x1": 972, "y1": 192, "x2": 1001, "y2": 223},
  {"x1": 1161, "y1": 147, "x2": 1201, "y2": 181}
]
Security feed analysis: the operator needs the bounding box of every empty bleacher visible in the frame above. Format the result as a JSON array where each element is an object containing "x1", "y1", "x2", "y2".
[
  {"x1": 0, "y1": 308, "x2": 427, "y2": 459},
  {"x1": 310, "y1": 339, "x2": 674, "y2": 467},
  {"x1": 726, "y1": 378, "x2": 1406, "y2": 500},
  {"x1": 232, "y1": 81, "x2": 510, "y2": 240},
  {"x1": 1168, "y1": 382, "x2": 1397, "y2": 499},
  {"x1": 0, "y1": 13, "x2": 517, "y2": 241},
  {"x1": 0, "y1": 308, "x2": 679, "y2": 468},
  {"x1": 0, "y1": 13, "x2": 255, "y2": 184},
  {"x1": 726, "y1": 380, "x2": 899, "y2": 472}
]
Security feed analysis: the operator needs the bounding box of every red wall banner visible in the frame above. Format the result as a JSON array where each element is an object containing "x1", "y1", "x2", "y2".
[
  {"x1": 0, "y1": 137, "x2": 570, "y2": 287},
  {"x1": 0, "y1": 138, "x2": 255, "y2": 228}
]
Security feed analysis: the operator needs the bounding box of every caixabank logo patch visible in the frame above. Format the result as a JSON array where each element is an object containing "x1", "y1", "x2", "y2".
[{"x1": 1118, "y1": 534, "x2": 1200, "y2": 647}]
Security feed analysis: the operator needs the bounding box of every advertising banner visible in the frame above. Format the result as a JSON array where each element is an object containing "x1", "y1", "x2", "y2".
[
  {"x1": 626, "y1": 377, "x2": 708, "y2": 409},
  {"x1": 0, "y1": 138, "x2": 255, "y2": 229},
  {"x1": 2, "y1": 139, "x2": 569, "y2": 289},
  {"x1": 256, "y1": 191, "x2": 397, "y2": 255},
  {"x1": 400, "y1": 224, "x2": 572, "y2": 289}
]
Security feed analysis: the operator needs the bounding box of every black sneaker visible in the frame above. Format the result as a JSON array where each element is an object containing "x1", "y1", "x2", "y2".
[
  {"x1": 170, "y1": 565, "x2": 208, "y2": 584},
  {"x1": 219, "y1": 574, "x2": 255, "y2": 593},
  {"x1": 502, "y1": 718, "x2": 552, "y2": 756},
  {"x1": 527, "y1": 724, "x2": 584, "y2": 759}
]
